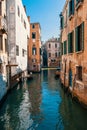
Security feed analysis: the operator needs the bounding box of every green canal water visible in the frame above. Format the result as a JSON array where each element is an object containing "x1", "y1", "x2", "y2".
[{"x1": 0, "y1": 69, "x2": 87, "y2": 130}]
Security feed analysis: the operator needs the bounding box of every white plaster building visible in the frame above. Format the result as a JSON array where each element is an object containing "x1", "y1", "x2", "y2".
[
  {"x1": 0, "y1": 0, "x2": 8, "y2": 101},
  {"x1": 7, "y1": 0, "x2": 30, "y2": 75},
  {"x1": 46, "y1": 38, "x2": 61, "y2": 67}
]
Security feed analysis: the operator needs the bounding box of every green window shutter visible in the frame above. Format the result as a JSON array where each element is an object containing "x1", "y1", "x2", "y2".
[
  {"x1": 76, "y1": 0, "x2": 78, "y2": 5},
  {"x1": 75, "y1": 27, "x2": 78, "y2": 52},
  {"x1": 60, "y1": 13, "x2": 64, "y2": 29},
  {"x1": 72, "y1": 0, "x2": 74, "y2": 15},
  {"x1": 63, "y1": 43, "x2": 64, "y2": 55},
  {"x1": 64, "y1": 41, "x2": 65, "y2": 54},
  {"x1": 60, "y1": 17, "x2": 62, "y2": 29},
  {"x1": 72, "y1": 31, "x2": 74, "y2": 52},
  {"x1": 61, "y1": 43, "x2": 63, "y2": 55},
  {"x1": 81, "y1": 22, "x2": 84, "y2": 51},
  {"x1": 66, "y1": 41, "x2": 67, "y2": 54},
  {"x1": 64, "y1": 41, "x2": 67, "y2": 54},
  {"x1": 70, "y1": 33, "x2": 71, "y2": 53},
  {"x1": 68, "y1": 34, "x2": 70, "y2": 53},
  {"x1": 61, "y1": 16, "x2": 64, "y2": 29}
]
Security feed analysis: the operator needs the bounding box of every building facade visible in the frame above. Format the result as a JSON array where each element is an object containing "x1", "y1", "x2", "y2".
[
  {"x1": 42, "y1": 43, "x2": 48, "y2": 67},
  {"x1": 0, "y1": 0, "x2": 8, "y2": 101},
  {"x1": 28, "y1": 23, "x2": 41, "y2": 72},
  {"x1": 46, "y1": 38, "x2": 61, "y2": 67},
  {"x1": 7, "y1": 0, "x2": 30, "y2": 76},
  {"x1": 60, "y1": 0, "x2": 87, "y2": 91}
]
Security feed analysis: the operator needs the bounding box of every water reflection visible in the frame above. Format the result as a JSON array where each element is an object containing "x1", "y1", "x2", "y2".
[
  {"x1": 60, "y1": 88, "x2": 87, "y2": 130},
  {"x1": 27, "y1": 74, "x2": 44, "y2": 129},
  {"x1": 0, "y1": 70, "x2": 87, "y2": 130},
  {"x1": 0, "y1": 83, "x2": 33, "y2": 130}
]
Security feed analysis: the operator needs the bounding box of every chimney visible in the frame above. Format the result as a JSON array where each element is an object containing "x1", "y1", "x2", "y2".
[{"x1": 27, "y1": 16, "x2": 30, "y2": 23}]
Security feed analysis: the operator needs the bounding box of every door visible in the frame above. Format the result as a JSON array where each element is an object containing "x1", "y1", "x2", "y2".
[{"x1": 69, "y1": 69, "x2": 72, "y2": 87}]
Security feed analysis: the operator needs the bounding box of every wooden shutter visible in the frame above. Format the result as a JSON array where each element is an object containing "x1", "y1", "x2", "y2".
[
  {"x1": 64, "y1": 41, "x2": 67, "y2": 54},
  {"x1": 68, "y1": 34, "x2": 70, "y2": 53},
  {"x1": 71, "y1": 31, "x2": 74, "y2": 52},
  {"x1": 61, "y1": 43, "x2": 63, "y2": 55},
  {"x1": 64, "y1": 41, "x2": 65, "y2": 54},
  {"x1": 81, "y1": 22, "x2": 84, "y2": 51},
  {"x1": 61, "y1": 16, "x2": 64, "y2": 29},
  {"x1": 72, "y1": 0, "x2": 74, "y2": 15},
  {"x1": 75, "y1": 27, "x2": 78, "y2": 52}
]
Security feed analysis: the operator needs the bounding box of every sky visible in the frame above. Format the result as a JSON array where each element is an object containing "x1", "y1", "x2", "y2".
[{"x1": 22, "y1": 0, "x2": 66, "y2": 42}]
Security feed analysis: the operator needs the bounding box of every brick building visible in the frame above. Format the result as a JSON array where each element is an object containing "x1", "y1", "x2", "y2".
[
  {"x1": 60, "y1": 0, "x2": 87, "y2": 93},
  {"x1": 28, "y1": 23, "x2": 41, "y2": 72}
]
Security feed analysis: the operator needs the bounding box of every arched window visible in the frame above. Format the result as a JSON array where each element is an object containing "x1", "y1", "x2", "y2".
[
  {"x1": 49, "y1": 44, "x2": 51, "y2": 48},
  {"x1": 55, "y1": 43, "x2": 57, "y2": 48},
  {"x1": 32, "y1": 47, "x2": 37, "y2": 55},
  {"x1": 32, "y1": 24, "x2": 35, "y2": 29}
]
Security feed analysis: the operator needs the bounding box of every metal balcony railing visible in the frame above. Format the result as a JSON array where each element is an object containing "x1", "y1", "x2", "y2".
[{"x1": 0, "y1": 16, "x2": 7, "y2": 33}]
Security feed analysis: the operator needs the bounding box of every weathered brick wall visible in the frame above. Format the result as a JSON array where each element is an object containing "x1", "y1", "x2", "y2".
[{"x1": 61, "y1": 0, "x2": 87, "y2": 87}]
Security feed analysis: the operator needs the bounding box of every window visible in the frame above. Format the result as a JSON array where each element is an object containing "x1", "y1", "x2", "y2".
[
  {"x1": 60, "y1": 13, "x2": 64, "y2": 29},
  {"x1": 64, "y1": 9, "x2": 67, "y2": 26},
  {"x1": 68, "y1": 31, "x2": 74, "y2": 53},
  {"x1": 18, "y1": 6, "x2": 20, "y2": 17},
  {"x1": 49, "y1": 53, "x2": 51, "y2": 57},
  {"x1": 68, "y1": 0, "x2": 74, "y2": 17},
  {"x1": 22, "y1": 49, "x2": 24, "y2": 57},
  {"x1": 55, "y1": 44, "x2": 57, "y2": 48},
  {"x1": 76, "y1": 0, "x2": 83, "y2": 7},
  {"x1": 24, "y1": 21, "x2": 26, "y2": 29},
  {"x1": 5, "y1": 39, "x2": 7, "y2": 52},
  {"x1": 63, "y1": 41, "x2": 67, "y2": 54},
  {"x1": 61, "y1": 43, "x2": 63, "y2": 55},
  {"x1": 33, "y1": 65, "x2": 36, "y2": 68},
  {"x1": 32, "y1": 24, "x2": 35, "y2": 29},
  {"x1": 16, "y1": 45, "x2": 19, "y2": 56},
  {"x1": 75, "y1": 22, "x2": 84, "y2": 52},
  {"x1": 0, "y1": 35, "x2": 3, "y2": 51},
  {"x1": 51, "y1": 59, "x2": 56, "y2": 63},
  {"x1": 59, "y1": 52, "x2": 61, "y2": 56},
  {"x1": 32, "y1": 33, "x2": 36, "y2": 39},
  {"x1": 49, "y1": 44, "x2": 51, "y2": 48},
  {"x1": 55, "y1": 52, "x2": 57, "y2": 57},
  {"x1": 32, "y1": 59, "x2": 37, "y2": 63},
  {"x1": 40, "y1": 48, "x2": 41, "y2": 55},
  {"x1": 76, "y1": 66, "x2": 82, "y2": 81},
  {"x1": 32, "y1": 47, "x2": 37, "y2": 55},
  {"x1": 22, "y1": 49, "x2": 26, "y2": 57}
]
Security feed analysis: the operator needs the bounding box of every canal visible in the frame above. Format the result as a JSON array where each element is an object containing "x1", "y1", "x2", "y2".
[{"x1": 0, "y1": 69, "x2": 87, "y2": 130}]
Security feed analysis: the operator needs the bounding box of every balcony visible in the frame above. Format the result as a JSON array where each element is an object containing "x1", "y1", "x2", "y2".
[{"x1": 0, "y1": 16, "x2": 7, "y2": 33}]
